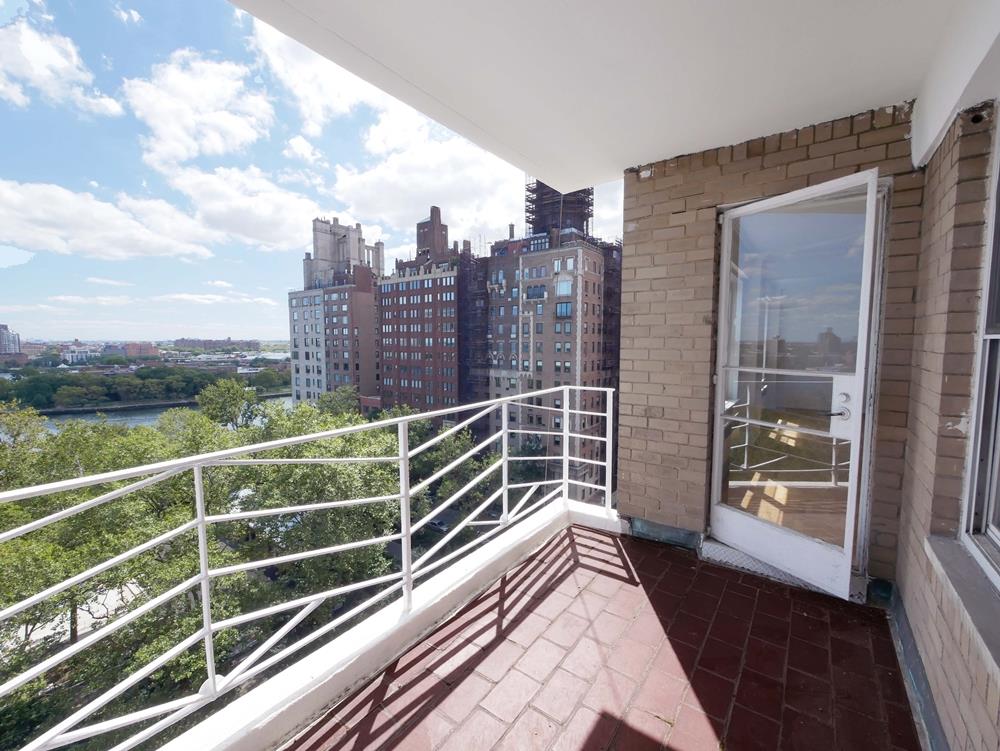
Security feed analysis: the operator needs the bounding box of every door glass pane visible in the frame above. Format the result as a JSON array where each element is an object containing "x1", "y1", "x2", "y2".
[
  {"x1": 722, "y1": 370, "x2": 834, "y2": 432},
  {"x1": 722, "y1": 421, "x2": 849, "y2": 546},
  {"x1": 726, "y1": 186, "x2": 868, "y2": 373}
]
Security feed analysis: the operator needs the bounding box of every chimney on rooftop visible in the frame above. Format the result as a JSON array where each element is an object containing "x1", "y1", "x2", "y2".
[{"x1": 509, "y1": 223, "x2": 515, "y2": 240}]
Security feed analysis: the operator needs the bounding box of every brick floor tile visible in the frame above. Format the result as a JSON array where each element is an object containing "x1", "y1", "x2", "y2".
[
  {"x1": 329, "y1": 675, "x2": 392, "y2": 726},
  {"x1": 875, "y1": 665, "x2": 908, "y2": 706},
  {"x1": 437, "y1": 708, "x2": 506, "y2": 751},
  {"x1": 633, "y1": 668, "x2": 687, "y2": 721},
  {"x1": 627, "y1": 610, "x2": 670, "y2": 648},
  {"x1": 646, "y1": 588, "x2": 683, "y2": 620},
  {"x1": 833, "y1": 706, "x2": 890, "y2": 751},
  {"x1": 505, "y1": 611, "x2": 551, "y2": 648},
  {"x1": 657, "y1": 572, "x2": 695, "y2": 597},
  {"x1": 605, "y1": 585, "x2": 649, "y2": 619},
  {"x1": 590, "y1": 611, "x2": 630, "y2": 645},
  {"x1": 532, "y1": 668, "x2": 589, "y2": 723},
  {"x1": 480, "y1": 669, "x2": 541, "y2": 723},
  {"x1": 431, "y1": 639, "x2": 483, "y2": 684},
  {"x1": 389, "y1": 709, "x2": 455, "y2": 751},
  {"x1": 563, "y1": 636, "x2": 610, "y2": 681},
  {"x1": 380, "y1": 668, "x2": 449, "y2": 723},
  {"x1": 829, "y1": 636, "x2": 875, "y2": 677},
  {"x1": 611, "y1": 707, "x2": 670, "y2": 751},
  {"x1": 736, "y1": 669, "x2": 784, "y2": 721},
  {"x1": 495, "y1": 707, "x2": 559, "y2": 751},
  {"x1": 828, "y1": 610, "x2": 874, "y2": 647},
  {"x1": 872, "y1": 635, "x2": 898, "y2": 668},
  {"x1": 789, "y1": 611, "x2": 830, "y2": 647},
  {"x1": 697, "y1": 637, "x2": 744, "y2": 680},
  {"x1": 709, "y1": 611, "x2": 752, "y2": 645},
  {"x1": 685, "y1": 669, "x2": 735, "y2": 720},
  {"x1": 568, "y1": 589, "x2": 611, "y2": 621},
  {"x1": 680, "y1": 590, "x2": 722, "y2": 621},
  {"x1": 533, "y1": 589, "x2": 575, "y2": 620},
  {"x1": 755, "y1": 591, "x2": 792, "y2": 621},
  {"x1": 690, "y1": 572, "x2": 727, "y2": 597},
  {"x1": 780, "y1": 707, "x2": 832, "y2": 751},
  {"x1": 885, "y1": 700, "x2": 922, "y2": 751},
  {"x1": 588, "y1": 572, "x2": 624, "y2": 598},
  {"x1": 718, "y1": 591, "x2": 757, "y2": 621},
  {"x1": 831, "y1": 667, "x2": 881, "y2": 718},
  {"x1": 726, "y1": 703, "x2": 780, "y2": 751},
  {"x1": 750, "y1": 612, "x2": 790, "y2": 647},
  {"x1": 742, "y1": 637, "x2": 786, "y2": 681},
  {"x1": 787, "y1": 637, "x2": 829, "y2": 679},
  {"x1": 784, "y1": 668, "x2": 833, "y2": 724},
  {"x1": 551, "y1": 706, "x2": 619, "y2": 751},
  {"x1": 724, "y1": 580, "x2": 758, "y2": 599},
  {"x1": 515, "y1": 637, "x2": 567, "y2": 682},
  {"x1": 607, "y1": 636, "x2": 656, "y2": 681},
  {"x1": 333, "y1": 708, "x2": 400, "y2": 750},
  {"x1": 476, "y1": 639, "x2": 526, "y2": 682},
  {"x1": 583, "y1": 667, "x2": 637, "y2": 715},
  {"x1": 651, "y1": 639, "x2": 699, "y2": 681},
  {"x1": 547, "y1": 610, "x2": 591, "y2": 647},
  {"x1": 668, "y1": 704, "x2": 724, "y2": 750},
  {"x1": 437, "y1": 672, "x2": 493, "y2": 724},
  {"x1": 668, "y1": 611, "x2": 711, "y2": 648}
]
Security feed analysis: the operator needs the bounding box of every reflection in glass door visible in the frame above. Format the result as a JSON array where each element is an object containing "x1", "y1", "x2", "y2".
[{"x1": 711, "y1": 171, "x2": 879, "y2": 599}]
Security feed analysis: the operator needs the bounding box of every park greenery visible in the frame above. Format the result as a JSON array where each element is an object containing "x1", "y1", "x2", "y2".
[
  {"x1": 0, "y1": 365, "x2": 289, "y2": 410},
  {"x1": 0, "y1": 381, "x2": 537, "y2": 750}
]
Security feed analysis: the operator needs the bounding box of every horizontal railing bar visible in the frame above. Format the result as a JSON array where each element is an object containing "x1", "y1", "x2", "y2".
[
  {"x1": 0, "y1": 387, "x2": 586, "y2": 504},
  {"x1": 568, "y1": 408, "x2": 605, "y2": 417},
  {"x1": 510, "y1": 487, "x2": 562, "y2": 525},
  {"x1": 409, "y1": 431, "x2": 501, "y2": 496},
  {"x1": 414, "y1": 487, "x2": 561, "y2": 581},
  {"x1": 411, "y1": 459, "x2": 502, "y2": 534},
  {"x1": 212, "y1": 571, "x2": 404, "y2": 631},
  {"x1": 0, "y1": 574, "x2": 200, "y2": 699},
  {"x1": 508, "y1": 483, "x2": 539, "y2": 519},
  {"x1": 208, "y1": 457, "x2": 398, "y2": 466},
  {"x1": 25, "y1": 630, "x2": 206, "y2": 751},
  {"x1": 0, "y1": 520, "x2": 198, "y2": 625},
  {"x1": 44, "y1": 694, "x2": 205, "y2": 748},
  {"x1": 208, "y1": 533, "x2": 401, "y2": 578},
  {"x1": 413, "y1": 486, "x2": 505, "y2": 571},
  {"x1": 410, "y1": 403, "x2": 496, "y2": 458},
  {"x1": 0, "y1": 467, "x2": 188, "y2": 545},
  {"x1": 468, "y1": 520, "x2": 502, "y2": 527},
  {"x1": 516, "y1": 403, "x2": 561, "y2": 413},
  {"x1": 508, "y1": 429, "x2": 561, "y2": 436},
  {"x1": 105, "y1": 700, "x2": 209, "y2": 751},
  {"x1": 506, "y1": 455, "x2": 563, "y2": 461},
  {"x1": 569, "y1": 432, "x2": 607, "y2": 442},
  {"x1": 567, "y1": 478, "x2": 605, "y2": 491},
  {"x1": 570, "y1": 456, "x2": 607, "y2": 467},
  {"x1": 226, "y1": 580, "x2": 406, "y2": 691},
  {"x1": 218, "y1": 599, "x2": 324, "y2": 687},
  {"x1": 508, "y1": 479, "x2": 562, "y2": 489},
  {"x1": 564, "y1": 385, "x2": 615, "y2": 391},
  {"x1": 206, "y1": 494, "x2": 399, "y2": 523}
]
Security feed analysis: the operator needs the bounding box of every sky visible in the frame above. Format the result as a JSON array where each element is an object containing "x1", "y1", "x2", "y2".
[{"x1": 0, "y1": 0, "x2": 624, "y2": 343}]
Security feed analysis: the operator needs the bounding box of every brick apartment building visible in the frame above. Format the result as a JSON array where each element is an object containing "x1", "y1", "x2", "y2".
[{"x1": 289, "y1": 218, "x2": 383, "y2": 404}]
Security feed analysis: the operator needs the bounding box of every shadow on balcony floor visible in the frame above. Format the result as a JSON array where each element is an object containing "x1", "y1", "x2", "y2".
[{"x1": 285, "y1": 526, "x2": 920, "y2": 750}]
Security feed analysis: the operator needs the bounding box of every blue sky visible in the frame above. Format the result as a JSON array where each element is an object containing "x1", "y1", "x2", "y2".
[{"x1": 0, "y1": 0, "x2": 623, "y2": 343}]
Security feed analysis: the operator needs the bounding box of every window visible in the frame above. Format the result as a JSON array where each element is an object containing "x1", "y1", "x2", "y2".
[
  {"x1": 556, "y1": 302, "x2": 573, "y2": 318},
  {"x1": 556, "y1": 280, "x2": 572, "y2": 297}
]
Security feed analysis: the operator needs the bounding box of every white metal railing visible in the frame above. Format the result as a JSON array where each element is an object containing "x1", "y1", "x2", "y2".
[{"x1": 0, "y1": 386, "x2": 614, "y2": 751}]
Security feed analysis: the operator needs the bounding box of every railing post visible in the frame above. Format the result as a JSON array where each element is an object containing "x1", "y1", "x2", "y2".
[
  {"x1": 193, "y1": 464, "x2": 217, "y2": 695},
  {"x1": 398, "y1": 422, "x2": 413, "y2": 611},
  {"x1": 501, "y1": 407, "x2": 509, "y2": 523},
  {"x1": 604, "y1": 389, "x2": 614, "y2": 511},
  {"x1": 562, "y1": 386, "x2": 570, "y2": 504}
]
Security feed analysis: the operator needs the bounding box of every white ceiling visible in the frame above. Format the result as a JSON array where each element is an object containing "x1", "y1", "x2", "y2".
[{"x1": 236, "y1": 1, "x2": 961, "y2": 193}]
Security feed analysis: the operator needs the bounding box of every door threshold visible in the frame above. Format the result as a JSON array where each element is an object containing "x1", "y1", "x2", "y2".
[{"x1": 700, "y1": 538, "x2": 867, "y2": 603}]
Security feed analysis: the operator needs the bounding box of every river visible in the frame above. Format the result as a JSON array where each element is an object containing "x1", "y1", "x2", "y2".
[{"x1": 43, "y1": 396, "x2": 294, "y2": 432}]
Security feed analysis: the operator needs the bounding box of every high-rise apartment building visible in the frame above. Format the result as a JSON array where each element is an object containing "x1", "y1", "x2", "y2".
[
  {"x1": 289, "y1": 218, "x2": 384, "y2": 404},
  {"x1": 378, "y1": 207, "x2": 477, "y2": 411},
  {"x1": 0, "y1": 324, "x2": 21, "y2": 354}
]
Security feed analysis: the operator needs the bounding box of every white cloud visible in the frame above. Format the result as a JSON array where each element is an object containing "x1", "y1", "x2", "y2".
[
  {"x1": 0, "y1": 244, "x2": 34, "y2": 268},
  {"x1": 0, "y1": 303, "x2": 62, "y2": 313},
  {"x1": 85, "y1": 276, "x2": 133, "y2": 287},
  {"x1": 153, "y1": 292, "x2": 278, "y2": 307},
  {"x1": 0, "y1": 179, "x2": 214, "y2": 260},
  {"x1": 249, "y1": 18, "x2": 389, "y2": 137},
  {"x1": 282, "y1": 134, "x2": 323, "y2": 164},
  {"x1": 87, "y1": 179, "x2": 99, "y2": 188},
  {"x1": 49, "y1": 294, "x2": 133, "y2": 306},
  {"x1": 0, "y1": 18, "x2": 122, "y2": 115},
  {"x1": 204, "y1": 280, "x2": 232, "y2": 288},
  {"x1": 112, "y1": 4, "x2": 141, "y2": 24},
  {"x1": 122, "y1": 49, "x2": 274, "y2": 170},
  {"x1": 593, "y1": 180, "x2": 624, "y2": 242}
]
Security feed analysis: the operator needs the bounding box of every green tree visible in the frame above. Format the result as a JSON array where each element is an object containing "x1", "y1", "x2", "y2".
[
  {"x1": 316, "y1": 385, "x2": 360, "y2": 417},
  {"x1": 196, "y1": 379, "x2": 261, "y2": 429}
]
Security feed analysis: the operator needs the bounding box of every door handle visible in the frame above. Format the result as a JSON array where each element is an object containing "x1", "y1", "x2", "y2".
[{"x1": 826, "y1": 409, "x2": 850, "y2": 418}]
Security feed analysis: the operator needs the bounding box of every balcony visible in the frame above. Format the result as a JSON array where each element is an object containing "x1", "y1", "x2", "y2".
[{"x1": 0, "y1": 387, "x2": 919, "y2": 751}]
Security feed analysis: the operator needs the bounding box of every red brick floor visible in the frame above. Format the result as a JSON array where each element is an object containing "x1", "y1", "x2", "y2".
[{"x1": 288, "y1": 526, "x2": 920, "y2": 751}]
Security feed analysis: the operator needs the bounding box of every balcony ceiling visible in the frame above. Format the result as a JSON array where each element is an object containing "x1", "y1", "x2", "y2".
[{"x1": 235, "y1": 1, "x2": 982, "y2": 192}]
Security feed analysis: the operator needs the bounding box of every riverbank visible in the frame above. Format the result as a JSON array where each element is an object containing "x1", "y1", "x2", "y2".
[{"x1": 38, "y1": 390, "x2": 292, "y2": 416}]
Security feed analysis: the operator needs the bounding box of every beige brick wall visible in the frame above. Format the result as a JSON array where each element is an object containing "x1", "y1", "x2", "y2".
[
  {"x1": 619, "y1": 101, "x2": 998, "y2": 751},
  {"x1": 620, "y1": 103, "x2": 925, "y2": 575}
]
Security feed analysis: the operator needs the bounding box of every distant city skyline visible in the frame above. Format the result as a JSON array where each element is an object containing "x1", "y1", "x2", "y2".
[{"x1": 0, "y1": 0, "x2": 624, "y2": 341}]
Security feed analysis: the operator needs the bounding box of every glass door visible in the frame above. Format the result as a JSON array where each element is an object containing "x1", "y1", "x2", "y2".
[{"x1": 710, "y1": 170, "x2": 879, "y2": 599}]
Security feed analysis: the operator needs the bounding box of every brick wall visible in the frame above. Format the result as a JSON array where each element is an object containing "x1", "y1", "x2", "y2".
[
  {"x1": 620, "y1": 103, "x2": 926, "y2": 576},
  {"x1": 895, "y1": 106, "x2": 999, "y2": 751}
]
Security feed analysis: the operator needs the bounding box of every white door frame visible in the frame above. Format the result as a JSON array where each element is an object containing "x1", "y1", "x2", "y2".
[{"x1": 709, "y1": 169, "x2": 880, "y2": 599}]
